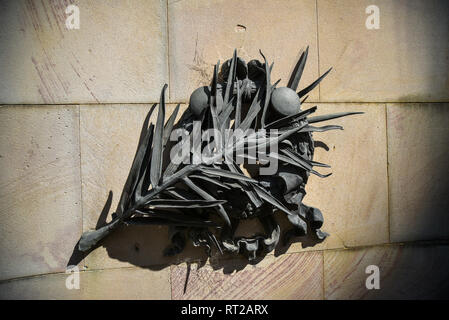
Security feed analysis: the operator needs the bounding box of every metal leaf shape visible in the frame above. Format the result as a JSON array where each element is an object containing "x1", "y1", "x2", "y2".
[
  {"x1": 150, "y1": 84, "x2": 167, "y2": 187},
  {"x1": 263, "y1": 151, "x2": 310, "y2": 171},
  {"x1": 235, "y1": 83, "x2": 242, "y2": 128},
  {"x1": 133, "y1": 209, "x2": 221, "y2": 227},
  {"x1": 138, "y1": 165, "x2": 199, "y2": 206},
  {"x1": 259, "y1": 50, "x2": 272, "y2": 128},
  {"x1": 237, "y1": 88, "x2": 261, "y2": 132},
  {"x1": 308, "y1": 111, "x2": 364, "y2": 123},
  {"x1": 226, "y1": 161, "x2": 263, "y2": 208},
  {"x1": 134, "y1": 123, "x2": 155, "y2": 201},
  {"x1": 78, "y1": 219, "x2": 121, "y2": 252},
  {"x1": 162, "y1": 104, "x2": 180, "y2": 147},
  {"x1": 309, "y1": 160, "x2": 331, "y2": 168},
  {"x1": 301, "y1": 95, "x2": 309, "y2": 104},
  {"x1": 301, "y1": 125, "x2": 343, "y2": 133},
  {"x1": 117, "y1": 105, "x2": 156, "y2": 214},
  {"x1": 252, "y1": 185, "x2": 301, "y2": 220},
  {"x1": 219, "y1": 98, "x2": 235, "y2": 131},
  {"x1": 265, "y1": 150, "x2": 330, "y2": 178},
  {"x1": 163, "y1": 187, "x2": 200, "y2": 200},
  {"x1": 211, "y1": 61, "x2": 222, "y2": 114},
  {"x1": 223, "y1": 49, "x2": 237, "y2": 105},
  {"x1": 183, "y1": 177, "x2": 231, "y2": 226},
  {"x1": 190, "y1": 174, "x2": 231, "y2": 190},
  {"x1": 199, "y1": 166, "x2": 257, "y2": 183},
  {"x1": 283, "y1": 148, "x2": 331, "y2": 168},
  {"x1": 125, "y1": 217, "x2": 220, "y2": 228},
  {"x1": 297, "y1": 67, "x2": 332, "y2": 98},
  {"x1": 279, "y1": 148, "x2": 313, "y2": 171},
  {"x1": 248, "y1": 124, "x2": 307, "y2": 151},
  {"x1": 146, "y1": 199, "x2": 226, "y2": 209},
  {"x1": 265, "y1": 106, "x2": 317, "y2": 129},
  {"x1": 287, "y1": 46, "x2": 309, "y2": 91}
]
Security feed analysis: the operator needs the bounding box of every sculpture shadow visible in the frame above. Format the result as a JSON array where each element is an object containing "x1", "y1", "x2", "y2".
[
  {"x1": 67, "y1": 194, "x2": 325, "y2": 275},
  {"x1": 67, "y1": 190, "x2": 210, "y2": 272}
]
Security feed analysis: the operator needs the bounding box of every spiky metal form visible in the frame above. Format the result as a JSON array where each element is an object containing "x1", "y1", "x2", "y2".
[{"x1": 78, "y1": 48, "x2": 362, "y2": 261}]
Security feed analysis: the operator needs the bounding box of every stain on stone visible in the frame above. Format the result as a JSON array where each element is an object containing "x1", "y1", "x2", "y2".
[
  {"x1": 187, "y1": 35, "x2": 213, "y2": 87},
  {"x1": 235, "y1": 24, "x2": 246, "y2": 33}
]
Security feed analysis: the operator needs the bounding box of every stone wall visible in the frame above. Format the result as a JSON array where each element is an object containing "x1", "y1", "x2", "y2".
[{"x1": 0, "y1": 0, "x2": 448, "y2": 299}]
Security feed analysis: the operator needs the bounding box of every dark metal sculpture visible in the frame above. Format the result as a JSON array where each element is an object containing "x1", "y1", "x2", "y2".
[{"x1": 78, "y1": 48, "x2": 362, "y2": 261}]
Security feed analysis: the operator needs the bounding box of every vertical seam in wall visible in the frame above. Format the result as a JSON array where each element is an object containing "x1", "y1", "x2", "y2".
[
  {"x1": 166, "y1": 0, "x2": 171, "y2": 101},
  {"x1": 385, "y1": 103, "x2": 391, "y2": 243},
  {"x1": 169, "y1": 265, "x2": 173, "y2": 300},
  {"x1": 77, "y1": 105, "x2": 85, "y2": 268},
  {"x1": 321, "y1": 250, "x2": 325, "y2": 300},
  {"x1": 315, "y1": 0, "x2": 321, "y2": 100}
]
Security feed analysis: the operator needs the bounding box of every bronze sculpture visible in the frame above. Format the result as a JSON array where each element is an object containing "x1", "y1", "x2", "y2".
[{"x1": 77, "y1": 48, "x2": 362, "y2": 261}]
